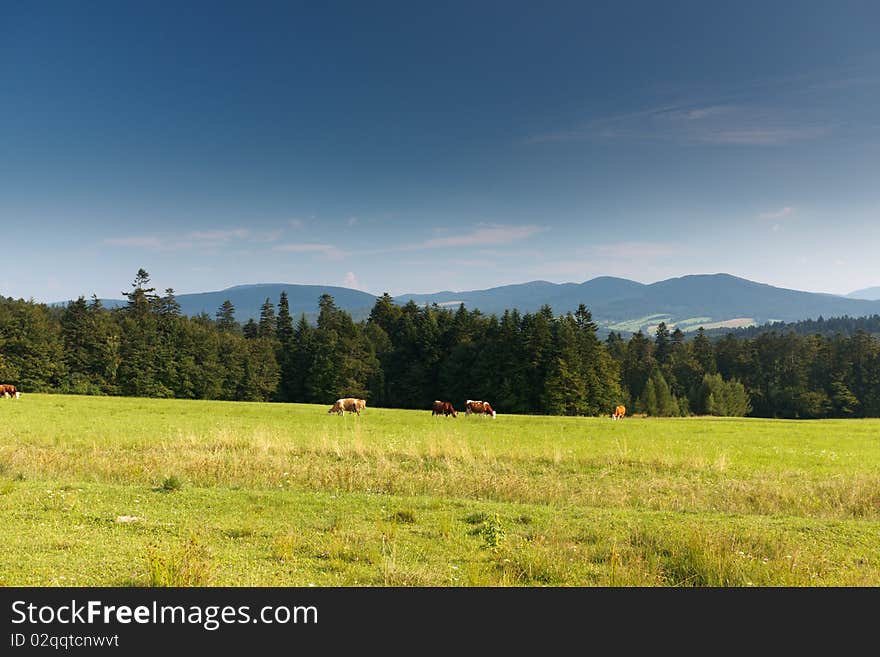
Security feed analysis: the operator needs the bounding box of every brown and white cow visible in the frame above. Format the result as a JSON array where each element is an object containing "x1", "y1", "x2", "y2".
[
  {"x1": 0, "y1": 384, "x2": 20, "y2": 399},
  {"x1": 329, "y1": 397, "x2": 366, "y2": 416},
  {"x1": 432, "y1": 400, "x2": 457, "y2": 417},
  {"x1": 465, "y1": 399, "x2": 496, "y2": 418},
  {"x1": 612, "y1": 404, "x2": 626, "y2": 420}
]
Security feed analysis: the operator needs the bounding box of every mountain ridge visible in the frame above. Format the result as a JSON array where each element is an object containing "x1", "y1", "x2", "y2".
[
  {"x1": 45, "y1": 273, "x2": 880, "y2": 334},
  {"x1": 848, "y1": 286, "x2": 880, "y2": 301}
]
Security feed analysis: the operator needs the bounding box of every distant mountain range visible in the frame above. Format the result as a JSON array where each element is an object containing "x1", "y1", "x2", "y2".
[
  {"x1": 55, "y1": 284, "x2": 378, "y2": 324},
  {"x1": 847, "y1": 286, "x2": 880, "y2": 301},
  {"x1": 50, "y1": 274, "x2": 880, "y2": 335}
]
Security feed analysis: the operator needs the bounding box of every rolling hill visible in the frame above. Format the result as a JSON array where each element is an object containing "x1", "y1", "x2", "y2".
[
  {"x1": 49, "y1": 274, "x2": 880, "y2": 334},
  {"x1": 53, "y1": 284, "x2": 378, "y2": 323},
  {"x1": 848, "y1": 286, "x2": 880, "y2": 301},
  {"x1": 399, "y1": 273, "x2": 880, "y2": 332}
]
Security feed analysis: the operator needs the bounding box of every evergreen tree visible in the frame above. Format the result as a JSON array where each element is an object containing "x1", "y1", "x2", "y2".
[
  {"x1": 275, "y1": 291, "x2": 296, "y2": 400},
  {"x1": 258, "y1": 298, "x2": 276, "y2": 338},
  {"x1": 215, "y1": 300, "x2": 239, "y2": 333},
  {"x1": 654, "y1": 322, "x2": 672, "y2": 365},
  {"x1": 122, "y1": 269, "x2": 160, "y2": 317},
  {"x1": 276, "y1": 291, "x2": 294, "y2": 346},
  {"x1": 696, "y1": 374, "x2": 751, "y2": 416},
  {"x1": 159, "y1": 288, "x2": 181, "y2": 317},
  {"x1": 692, "y1": 327, "x2": 716, "y2": 374},
  {"x1": 623, "y1": 331, "x2": 654, "y2": 406},
  {"x1": 242, "y1": 319, "x2": 259, "y2": 339},
  {"x1": 241, "y1": 338, "x2": 280, "y2": 401},
  {"x1": 286, "y1": 314, "x2": 313, "y2": 401},
  {"x1": 542, "y1": 315, "x2": 587, "y2": 415}
]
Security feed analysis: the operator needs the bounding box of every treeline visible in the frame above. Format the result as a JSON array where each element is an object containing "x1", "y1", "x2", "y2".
[
  {"x1": 2, "y1": 270, "x2": 880, "y2": 418},
  {"x1": 708, "y1": 314, "x2": 880, "y2": 340}
]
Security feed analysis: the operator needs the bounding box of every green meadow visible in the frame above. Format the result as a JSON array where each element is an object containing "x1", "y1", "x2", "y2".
[{"x1": 1, "y1": 394, "x2": 878, "y2": 586}]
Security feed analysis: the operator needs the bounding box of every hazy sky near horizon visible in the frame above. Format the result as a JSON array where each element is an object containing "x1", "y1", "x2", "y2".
[{"x1": 2, "y1": 1, "x2": 879, "y2": 302}]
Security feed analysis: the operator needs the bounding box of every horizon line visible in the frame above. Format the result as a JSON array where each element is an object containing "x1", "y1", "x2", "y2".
[{"x1": 22, "y1": 271, "x2": 878, "y2": 306}]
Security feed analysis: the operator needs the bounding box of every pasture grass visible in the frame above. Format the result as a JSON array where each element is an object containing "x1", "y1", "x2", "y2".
[{"x1": 1, "y1": 394, "x2": 878, "y2": 586}]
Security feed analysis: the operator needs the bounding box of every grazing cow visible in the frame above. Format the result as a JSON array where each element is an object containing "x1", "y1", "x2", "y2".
[
  {"x1": 0, "y1": 384, "x2": 20, "y2": 399},
  {"x1": 328, "y1": 397, "x2": 366, "y2": 416},
  {"x1": 612, "y1": 404, "x2": 626, "y2": 420},
  {"x1": 432, "y1": 400, "x2": 457, "y2": 417},
  {"x1": 465, "y1": 399, "x2": 496, "y2": 418}
]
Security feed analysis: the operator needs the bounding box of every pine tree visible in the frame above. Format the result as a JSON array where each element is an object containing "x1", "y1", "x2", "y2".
[
  {"x1": 159, "y1": 289, "x2": 181, "y2": 317},
  {"x1": 623, "y1": 331, "x2": 654, "y2": 406},
  {"x1": 258, "y1": 298, "x2": 276, "y2": 338},
  {"x1": 654, "y1": 322, "x2": 672, "y2": 365},
  {"x1": 242, "y1": 319, "x2": 259, "y2": 339},
  {"x1": 692, "y1": 327, "x2": 716, "y2": 374},
  {"x1": 122, "y1": 269, "x2": 160, "y2": 317},
  {"x1": 276, "y1": 291, "x2": 294, "y2": 346},
  {"x1": 286, "y1": 314, "x2": 313, "y2": 401},
  {"x1": 241, "y1": 338, "x2": 280, "y2": 401},
  {"x1": 215, "y1": 300, "x2": 239, "y2": 333}
]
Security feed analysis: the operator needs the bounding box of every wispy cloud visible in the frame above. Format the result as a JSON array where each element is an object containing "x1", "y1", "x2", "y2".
[
  {"x1": 189, "y1": 228, "x2": 250, "y2": 242},
  {"x1": 590, "y1": 241, "x2": 685, "y2": 259},
  {"x1": 104, "y1": 226, "x2": 278, "y2": 251},
  {"x1": 420, "y1": 224, "x2": 545, "y2": 248},
  {"x1": 288, "y1": 218, "x2": 305, "y2": 229},
  {"x1": 346, "y1": 216, "x2": 359, "y2": 227},
  {"x1": 528, "y1": 241, "x2": 691, "y2": 282},
  {"x1": 354, "y1": 223, "x2": 546, "y2": 257},
  {"x1": 250, "y1": 228, "x2": 284, "y2": 243},
  {"x1": 102, "y1": 236, "x2": 163, "y2": 249},
  {"x1": 527, "y1": 100, "x2": 831, "y2": 146},
  {"x1": 273, "y1": 243, "x2": 345, "y2": 259},
  {"x1": 698, "y1": 126, "x2": 827, "y2": 145},
  {"x1": 758, "y1": 206, "x2": 795, "y2": 220}
]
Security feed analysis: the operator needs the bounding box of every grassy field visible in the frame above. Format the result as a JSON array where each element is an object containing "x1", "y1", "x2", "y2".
[{"x1": 1, "y1": 394, "x2": 879, "y2": 586}]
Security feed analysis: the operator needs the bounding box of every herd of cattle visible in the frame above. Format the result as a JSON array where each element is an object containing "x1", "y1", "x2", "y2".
[
  {"x1": 432, "y1": 399, "x2": 497, "y2": 418},
  {"x1": 328, "y1": 397, "x2": 623, "y2": 420},
  {"x1": 1, "y1": 384, "x2": 625, "y2": 419},
  {"x1": 327, "y1": 397, "x2": 499, "y2": 418}
]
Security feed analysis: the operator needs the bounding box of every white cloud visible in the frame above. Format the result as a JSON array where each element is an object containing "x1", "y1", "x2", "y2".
[
  {"x1": 102, "y1": 236, "x2": 163, "y2": 249},
  {"x1": 288, "y1": 218, "x2": 305, "y2": 229},
  {"x1": 698, "y1": 127, "x2": 827, "y2": 144},
  {"x1": 104, "y1": 227, "x2": 281, "y2": 251},
  {"x1": 188, "y1": 228, "x2": 250, "y2": 242},
  {"x1": 679, "y1": 106, "x2": 732, "y2": 120},
  {"x1": 274, "y1": 243, "x2": 345, "y2": 259},
  {"x1": 343, "y1": 271, "x2": 362, "y2": 289},
  {"x1": 758, "y1": 207, "x2": 795, "y2": 220},
  {"x1": 346, "y1": 216, "x2": 359, "y2": 226},
  {"x1": 590, "y1": 241, "x2": 685, "y2": 259},
  {"x1": 527, "y1": 99, "x2": 830, "y2": 146},
  {"x1": 421, "y1": 224, "x2": 545, "y2": 248},
  {"x1": 250, "y1": 228, "x2": 284, "y2": 243}
]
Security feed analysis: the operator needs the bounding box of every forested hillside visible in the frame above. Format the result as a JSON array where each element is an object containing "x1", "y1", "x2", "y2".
[
  {"x1": 708, "y1": 314, "x2": 880, "y2": 339},
  {"x1": 2, "y1": 270, "x2": 879, "y2": 419}
]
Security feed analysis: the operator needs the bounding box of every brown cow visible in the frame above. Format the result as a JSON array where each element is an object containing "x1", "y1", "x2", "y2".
[
  {"x1": 612, "y1": 404, "x2": 626, "y2": 420},
  {"x1": 465, "y1": 399, "x2": 496, "y2": 418},
  {"x1": 432, "y1": 400, "x2": 457, "y2": 417},
  {"x1": 328, "y1": 397, "x2": 365, "y2": 416},
  {"x1": 0, "y1": 384, "x2": 20, "y2": 399}
]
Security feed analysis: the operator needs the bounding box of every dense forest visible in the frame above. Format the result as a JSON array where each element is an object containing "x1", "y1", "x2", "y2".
[
  {"x1": 2, "y1": 270, "x2": 879, "y2": 419},
  {"x1": 707, "y1": 314, "x2": 880, "y2": 340}
]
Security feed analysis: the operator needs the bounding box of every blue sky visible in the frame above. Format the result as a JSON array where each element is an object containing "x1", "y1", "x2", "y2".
[{"x1": 2, "y1": 1, "x2": 879, "y2": 302}]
